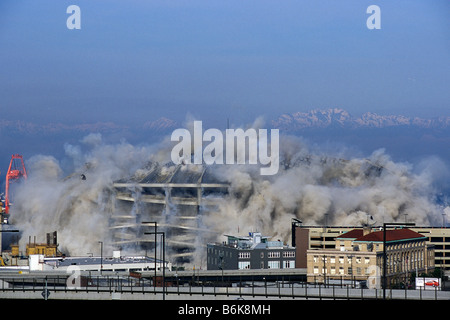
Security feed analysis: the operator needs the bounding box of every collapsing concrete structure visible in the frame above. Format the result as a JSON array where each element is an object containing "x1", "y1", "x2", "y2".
[
  {"x1": 111, "y1": 162, "x2": 229, "y2": 265},
  {"x1": 108, "y1": 157, "x2": 386, "y2": 266}
]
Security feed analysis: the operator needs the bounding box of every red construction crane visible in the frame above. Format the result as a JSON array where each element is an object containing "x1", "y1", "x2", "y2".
[{"x1": 4, "y1": 154, "x2": 27, "y2": 215}]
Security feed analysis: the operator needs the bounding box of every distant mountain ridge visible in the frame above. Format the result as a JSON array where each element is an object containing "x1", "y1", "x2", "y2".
[
  {"x1": 1, "y1": 108, "x2": 449, "y2": 136},
  {"x1": 0, "y1": 117, "x2": 178, "y2": 135},
  {"x1": 0, "y1": 119, "x2": 128, "y2": 134},
  {"x1": 272, "y1": 108, "x2": 450, "y2": 131}
]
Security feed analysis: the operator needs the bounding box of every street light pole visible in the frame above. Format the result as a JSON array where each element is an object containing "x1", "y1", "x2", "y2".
[
  {"x1": 219, "y1": 251, "x2": 224, "y2": 284},
  {"x1": 142, "y1": 221, "x2": 158, "y2": 288},
  {"x1": 144, "y1": 230, "x2": 166, "y2": 300},
  {"x1": 98, "y1": 241, "x2": 103, "y2": 274}
]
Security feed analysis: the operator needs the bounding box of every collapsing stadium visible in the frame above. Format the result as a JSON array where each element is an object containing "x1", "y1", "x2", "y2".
[
  {"x1": 108, "y1": 156, "x2": 385, "y2": 266},
  {"x1": 111, "y1": 162, "x2": 229, "y2": 265}
]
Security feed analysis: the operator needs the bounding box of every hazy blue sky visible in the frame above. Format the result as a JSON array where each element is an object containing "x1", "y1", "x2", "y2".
[{"x1": 0, "y1": 0, "x2": 449, "y2": 127}]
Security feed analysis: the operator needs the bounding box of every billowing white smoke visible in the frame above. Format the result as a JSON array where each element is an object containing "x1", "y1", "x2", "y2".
[
  {"x1": 201, "y1": 134, "x2": 449, "y2": 245},
  {"x1": 11, "y1": 133, "x2": 160, "y2": 256},
  {"x1": 9, "y1": 127, "x2": 449, "y2": 259},
  {"x1": 183, "y1": 134, "x2": 449, "y2": 265}
]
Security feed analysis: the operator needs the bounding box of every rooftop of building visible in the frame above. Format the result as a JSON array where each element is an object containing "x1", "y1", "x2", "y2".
[
  {"x1": 337, "y1": 228, "x2": 427, "y2": 243},
  {"x1": 42, "y1": 251, "x2": 166, "y2": 268},
  {"x1": 211, "y1": 232, "x2": 293, "y2": 250},
  {"x1": 335, "y1": 229, "x2": 364, "y2": 239},
  {"x1": 52, "y1": 256, "x2": 163, "y2": 267}
]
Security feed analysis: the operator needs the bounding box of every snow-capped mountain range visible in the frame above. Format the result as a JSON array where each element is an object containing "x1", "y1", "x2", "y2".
[
  {"x1": 272, "y1": 108, "x2": 450, "y2": 131},
  {"x1": 1, "y1": 108, "x2": 449, "y2": 135}
]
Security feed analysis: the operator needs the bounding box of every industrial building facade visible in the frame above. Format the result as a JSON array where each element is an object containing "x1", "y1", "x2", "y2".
[
  {"x1": 207, "y1": 232, "x2": 296, "y2": 270},
  {"x1": 306, "y1": 227, "x2": 435, "y2": 286}
]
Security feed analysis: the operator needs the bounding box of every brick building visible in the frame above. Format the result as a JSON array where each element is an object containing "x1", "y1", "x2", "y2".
[{"x1": 305, "y1": 227, "x2": 434, "y2": 287}]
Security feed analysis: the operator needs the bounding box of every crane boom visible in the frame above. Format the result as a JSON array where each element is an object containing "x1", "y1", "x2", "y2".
[{"x1": 4, "y1": 154, "x2": 27, "y2": 216}]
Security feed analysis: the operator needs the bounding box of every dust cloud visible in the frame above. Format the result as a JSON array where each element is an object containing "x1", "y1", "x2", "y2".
[{"x1": 8, "y1": 126, "x2": 449, "y2": 259}]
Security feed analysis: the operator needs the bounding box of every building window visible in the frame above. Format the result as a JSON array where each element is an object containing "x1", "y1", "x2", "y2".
[
  {"x1": 260, "y1": 252, "x2": 264, "y2": 258},
  {"x1": 268, "y1": 261, "x2": 280, "y2": 269},
  {"x1": 283, "y1": 251, "x2": 295, "y2": 258},
  {"x1": 238, "y1": 261, "x2": 250, "y2": 269},
  {"x1": 239, "y1": 252, "x2": 250, "y2": 259},
  {"x1": 268, "y1": 251, "x2": 280, "y2": 258},
  {"x1": 283, "y1": 260, "x2": 295, "y2": 269}
]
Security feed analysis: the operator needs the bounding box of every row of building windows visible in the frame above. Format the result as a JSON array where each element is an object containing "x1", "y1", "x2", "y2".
[
  {"x1": 313, "y1": 254, "x2": 426, "y2": 268},
  {"x1": 313, "y1": 266, "x2": 372, "y2": 276},
  {"x1": 340, "y1": 240, "x2": 426, "y2": 252},
  {"x1": 237, "y1": 251, "x2": 295, "y2": 259},
  {"x1": 208, "y1": 247, "x2": 232, "y2": 257},
  {"x1": 313, "y1": 255, "x2": 372, "y2": 264},
  {"x1": 386, "y1": 241, "x2": 426, "y2": 250},
  {"x1": 207, "y1": 248, "x2": 295, "y2": 259},
  {"x1": 238, "y1": 260, "x2": 296, "y2": 270},
  {"x1": 382, "y1": 250, "x2": 429, "y2": 273},
  {"x1": 207, "y1": 258, "x2": 295, "y2": 269}
]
